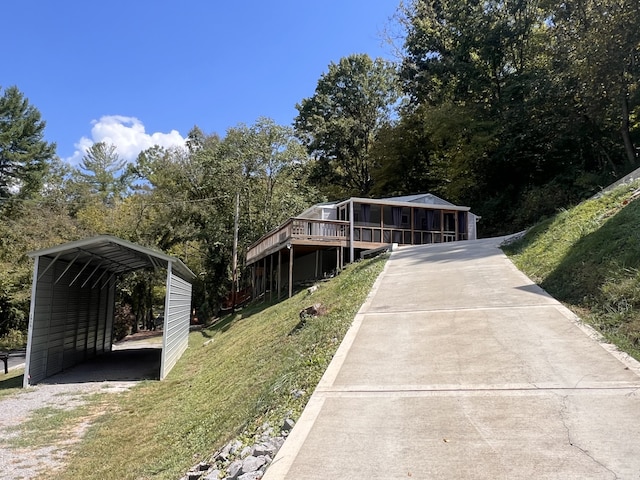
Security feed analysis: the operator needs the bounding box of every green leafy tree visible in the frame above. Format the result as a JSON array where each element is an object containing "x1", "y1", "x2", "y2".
[
  {"x1": 395, "y1": 0, "x2": 620, "y2": 233},
  {"x1": 295, "y1": 54, "x2": 400, "y2": 197},
  {"x1": 547, "y1": 0, "x2": 640, "y2": 168},
  {"x1": 0, "y1": 159, "x2": 86, "y2": 336},
  {"x1": 223, "y1": 117, "x2": 314, "y2": 235},
  {"x1": 0, "y1": 85, "x2": 55, "y2": 202}
]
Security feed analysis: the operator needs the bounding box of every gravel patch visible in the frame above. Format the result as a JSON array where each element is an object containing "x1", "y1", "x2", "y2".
[
  {"x1": 0, "y1": 380, "x2": 138, "y2": 479},
  {"x1": 0, "y1": 344, "x2": 161, "y2": 479}
]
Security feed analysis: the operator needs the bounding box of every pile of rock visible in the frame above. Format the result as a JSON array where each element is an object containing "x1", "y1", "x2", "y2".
[{"x1": 180, "y1": 418, "x2": 295, "y2": 480}]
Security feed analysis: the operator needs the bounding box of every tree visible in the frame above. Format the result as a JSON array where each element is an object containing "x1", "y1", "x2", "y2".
[
  {"x1": 0, "y1": 86, "x2": 56, "y2": 201},
  {"x1": 295, "y1": 54, "x2": 400, "y2": 197},
  {"x1": 223, "y1": 117, "x2": 313, "y2": 235},
  {"x1": 73, "y1": 142, "x2": 131, "y2": 205},
  {"x1": 547, "y1": 0, "x2": 640, "y2": 168},
  {"x1": 395, "y1": 0, "x2": 619, "y2": 234}
]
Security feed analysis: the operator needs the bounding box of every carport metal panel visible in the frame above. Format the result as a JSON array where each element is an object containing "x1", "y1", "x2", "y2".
[
  {"x1": 24, "y1": 235, "x2": 195, "y2": 387},
  {"x1": 160, "y1": 264, "x2": 193, "y2": 380}
]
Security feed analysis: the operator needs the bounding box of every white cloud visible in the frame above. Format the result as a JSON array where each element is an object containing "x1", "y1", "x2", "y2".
[{"x1": 65, "y1": 115, "x2": 186, "y2": 166}]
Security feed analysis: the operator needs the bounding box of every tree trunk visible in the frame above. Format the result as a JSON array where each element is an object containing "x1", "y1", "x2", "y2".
[{"x1": 621, "y1": 92, "x2": 637, "y2": 167}]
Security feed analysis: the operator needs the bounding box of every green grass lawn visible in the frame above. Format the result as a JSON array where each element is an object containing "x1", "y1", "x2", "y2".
[
  {"x1": 12, "y1": 254, "x2": 385, "y2": 480},
  {"x1": 503, "y1": 181, "x2": 640, "y2": 359}
]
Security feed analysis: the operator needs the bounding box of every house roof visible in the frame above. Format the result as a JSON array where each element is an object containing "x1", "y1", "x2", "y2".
[
  {"x1": 297, "y1": 201, "x2": 338, "y2": 218},
  {"x1": 378, "y1": 193, "x2": 455, "y2": 206},
  {"x1": 335, "y1": 194, "x2": 470, "y2": 212},
  {"x1": 28, "y1": 235, "x2": 196, "y2": 282}
]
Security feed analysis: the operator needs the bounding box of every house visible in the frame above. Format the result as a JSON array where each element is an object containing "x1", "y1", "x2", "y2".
[{"x1": 246, "y1": 194, "x2": 479, "y2": 299}]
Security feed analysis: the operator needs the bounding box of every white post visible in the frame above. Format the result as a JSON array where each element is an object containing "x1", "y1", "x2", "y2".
[
  {"x1": 160, "y1": 262, "x2": 172, "y2": 380},
  {"x1": 23, "y1": 257, "x2": 40, "y2": 387},
  {"x1": 349, "y1": 199, "x2": 354, "y2": 264}
]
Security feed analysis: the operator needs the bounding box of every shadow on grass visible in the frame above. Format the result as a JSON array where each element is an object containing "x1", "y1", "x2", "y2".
[
  {"x1": 0, "y1": 373, "x2": 24, "y2": 390},
  {"x1": 540, "y1": 200, "x2": 640, "y2": 305},
  {"x1": 205, "y1": 297, "x2": 285, "y2": 335}
]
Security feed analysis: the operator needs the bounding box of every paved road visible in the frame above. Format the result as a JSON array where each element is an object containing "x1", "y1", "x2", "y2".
[{"x1": 264, "y1": 237, "x2": 640, "y2": 479}]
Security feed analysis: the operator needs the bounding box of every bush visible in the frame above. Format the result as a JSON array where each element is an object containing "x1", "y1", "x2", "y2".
[{"x1": 0, "y1": 328, "x2": 27, "y2": 350}]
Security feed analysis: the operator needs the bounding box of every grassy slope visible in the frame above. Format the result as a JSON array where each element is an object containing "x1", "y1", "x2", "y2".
[
  {"x1": 50, "y1": 255, "x2": 386, "y2": 480},
  {"x1": 503, "y1": 181, "x2": 640, "y2": 359}
]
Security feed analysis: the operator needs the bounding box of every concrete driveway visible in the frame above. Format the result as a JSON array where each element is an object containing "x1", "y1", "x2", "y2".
[{"x1": 265, "y1": 237, "x2": 640, "y2": 479}]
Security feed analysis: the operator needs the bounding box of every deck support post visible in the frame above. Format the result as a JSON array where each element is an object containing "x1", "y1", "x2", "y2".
[
  {"x1": 288, "y1": 245, "x2": 293, "y2": 298},
  {"x1": 262, "y1": 257, "x2": 267, "y2": 299},
  {"x1": 315, "y1": 250, "x2": 319, "y2": 279},
  {"x1": 277, "y1": 250, "x2": 281, "y2": 299},
  {"x1": 269, "y1": 254, "x2": 273, "y2": 302}
]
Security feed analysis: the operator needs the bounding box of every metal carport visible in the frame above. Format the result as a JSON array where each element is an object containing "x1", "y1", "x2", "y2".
[{"x1": 24, "y1": 235, "x2": 195, "y2": 387}]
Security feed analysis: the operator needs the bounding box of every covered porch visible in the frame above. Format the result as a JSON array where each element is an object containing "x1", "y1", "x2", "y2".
[{"x1": 245, "y1": 196, "x2": 477, "y2": 299}]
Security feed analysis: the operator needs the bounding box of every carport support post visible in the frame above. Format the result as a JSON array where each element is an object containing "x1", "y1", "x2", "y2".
[
  {"x1": 23, "y1": 257, "x2": 40, "y2": 387},
  {"x1": 160, "y1": 262, "x2": 172, "y2": 378}
]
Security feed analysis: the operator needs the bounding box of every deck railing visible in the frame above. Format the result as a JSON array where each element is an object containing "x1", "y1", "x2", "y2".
[
  {"x1": 247, "y1": 218, "x2": 349, "y2": 263},
  {"x1": 247, "y1": 218, "x2": 467, "y2": 264}
]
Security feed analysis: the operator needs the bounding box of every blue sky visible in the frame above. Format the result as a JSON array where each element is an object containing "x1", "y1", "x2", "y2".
[{"x1": 1, "y1": 1, "x2": 401, "y2": 165}]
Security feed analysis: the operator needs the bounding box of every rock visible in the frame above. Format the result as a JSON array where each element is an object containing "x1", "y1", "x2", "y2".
[
  {"x1": 185, "y1": 417, "x2": 292, "y2": 480},
  {"x1": 241, "y1": 455, "x2": 266, "y2": 473},
  {"x1": 269, "y1": 437, "x2": 285, "y2": 451},
  {"x1": 228, "y1": 440, "x2": 243, "y2": 456},
  {"x1": 258, "y1": 423, "x2": 274, "y2": 440},
  {"x1": 281, "y1": 418, "x2": 295, "y2": 433},
  {"x1": 216, "y1": 439, "x2": 242, "y2": 461},
  {"x1": 227, "y1": 460, "x2": 243, "y2": 480},
  {"x1": 238, "y1": 472, "x2": 263, "y2": 480},
  {"x1": 291, "y1": 389, "x2": 305, "y2": 399},
  {"x1": 299, "y1": 303, "x2": 326, "y2": 319},
  {"x1": 252, "y1": 442, "x2": 276, "y2": 457},
  {"x1": 240, "y1": 446, "x2": 252, "y2": 459}
]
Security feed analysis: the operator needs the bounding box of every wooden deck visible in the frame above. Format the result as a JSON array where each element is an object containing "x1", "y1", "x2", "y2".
[
  {"x1": 246, "y1": 218, "x2": 349, "y2": 264},
  {"x1": 246, "y1": 217, "x2": 464, "y2": 265}
]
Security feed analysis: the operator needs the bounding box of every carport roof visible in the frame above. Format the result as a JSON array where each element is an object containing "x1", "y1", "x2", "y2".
[{"x1": 28, "y1": 235, "x2": 196, "y2": 281}]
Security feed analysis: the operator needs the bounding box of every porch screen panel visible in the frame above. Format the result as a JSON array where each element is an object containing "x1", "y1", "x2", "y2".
[{"x1": 458, "y1": 212, "x2": 467, "y2": 239}]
